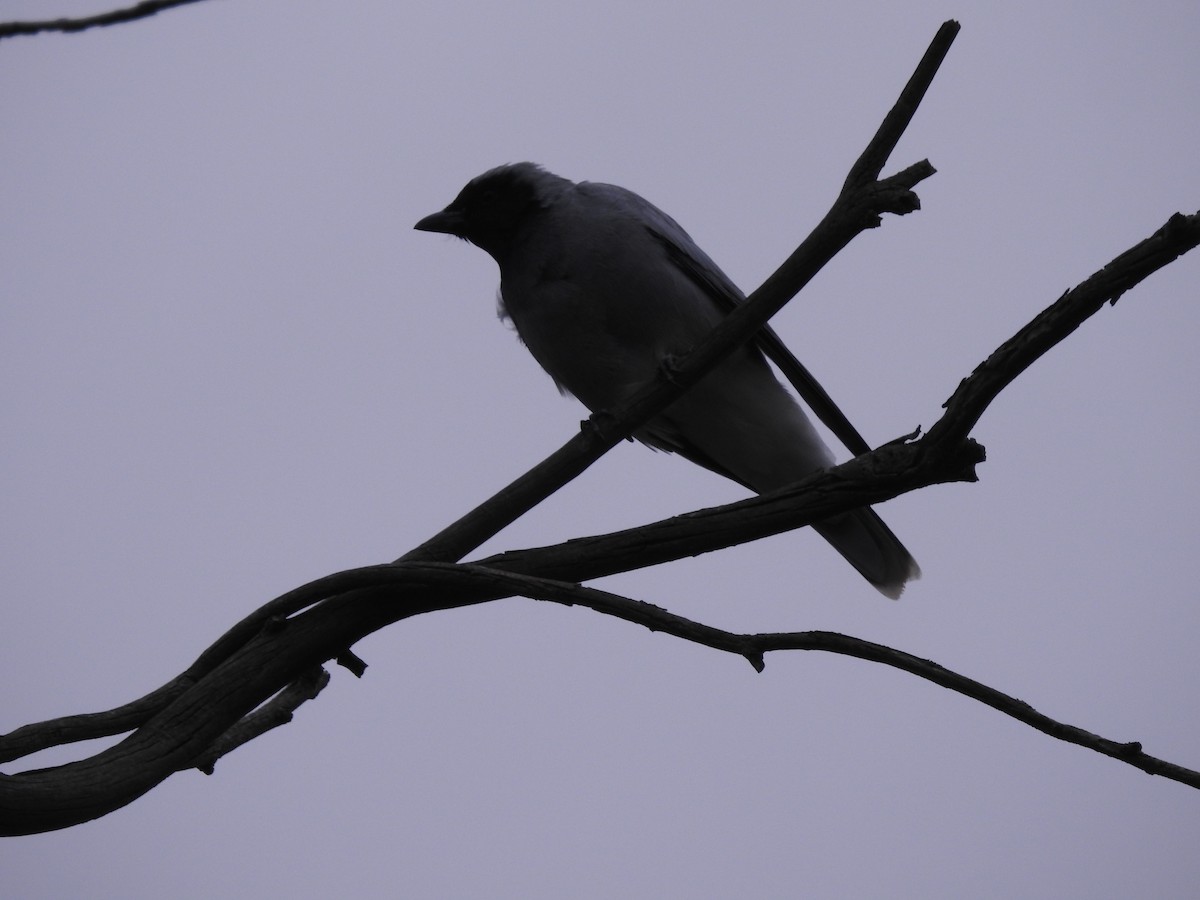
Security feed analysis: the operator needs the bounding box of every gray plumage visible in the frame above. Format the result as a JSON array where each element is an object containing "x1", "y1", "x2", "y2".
[{"x1": 416, "y1": 162, "x2": 919, "y2": 598}]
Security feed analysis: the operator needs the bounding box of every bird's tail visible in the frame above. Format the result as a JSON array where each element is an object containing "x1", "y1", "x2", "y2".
[{"x1": 813, "y1": 508, "x2": 921, "y2": 599}]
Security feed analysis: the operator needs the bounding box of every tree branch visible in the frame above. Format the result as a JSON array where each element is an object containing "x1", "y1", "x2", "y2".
[
  {"x1": 414, "y1": 564, "x2": 1200, "y2": 789},
  {"x1": 0, "y1": 0, "x2": 211, "y2": 39},
  {"x1": 929, "y1": 211, "x2": 1200, "y2": 449},
  {"x1": 190, "y1": 667, "x2": 331, "y2": 775}
]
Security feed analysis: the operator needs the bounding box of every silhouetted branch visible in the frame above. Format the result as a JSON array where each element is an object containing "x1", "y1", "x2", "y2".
[
  {"x1": 414, "y1": 564, "x2": 1200, "y2": 789},
  {"x1": 929, "y1": 211, "x2": 1200, "y2": 449},
  {"x1": 0, "y1": 0, "x2": 210, "y2": 39},
  {"x1": 191, "y1": 667, "x2": 331, "y2": 775}
]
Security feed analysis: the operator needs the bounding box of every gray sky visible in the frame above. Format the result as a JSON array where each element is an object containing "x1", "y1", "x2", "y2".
[{"x1": 3, "y1": 1, "x2": 1198, "y2": 897}]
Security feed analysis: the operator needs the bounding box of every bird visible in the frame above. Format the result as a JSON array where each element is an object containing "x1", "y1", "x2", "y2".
[{"x1": 415, "y1": 162, "x2": 919, "y2": 598}]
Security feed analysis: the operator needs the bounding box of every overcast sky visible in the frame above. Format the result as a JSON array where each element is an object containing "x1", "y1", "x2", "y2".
[{"x1": 2, "y1": 1, "x2": 1198, "y2": 897}]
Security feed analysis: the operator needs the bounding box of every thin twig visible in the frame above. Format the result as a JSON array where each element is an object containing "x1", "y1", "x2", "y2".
[
  {"x1": 0, "y1": 0, "x2": 210, "y2": 39},
  {"x1": 410, "y1": 563, "x2": 1200, "y2": 789}
]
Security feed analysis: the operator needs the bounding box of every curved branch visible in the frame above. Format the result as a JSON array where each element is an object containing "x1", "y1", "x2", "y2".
[
  {"x1": 445, "y1": 565, "x2": 1200, "y2": 789},
  {"x1": 0, "y1": 0, "x2": 210, "y2": 39},
  {"x1": 929, "y1": 211, "x2": 1200, "y2": 449},
  {"x1": 6, "y1": 557, "x2": 1195, "y2": 839}
]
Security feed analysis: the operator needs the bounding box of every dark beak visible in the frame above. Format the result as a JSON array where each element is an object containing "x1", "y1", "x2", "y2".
[{"x1": 414, "y1": 208, "x2": 464, "y2": 235}]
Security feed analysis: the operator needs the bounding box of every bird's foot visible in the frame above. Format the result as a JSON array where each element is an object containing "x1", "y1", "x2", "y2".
[
  {"x1": 583, "y1": 409, "x2": 634, "y2": 442},
  {"x1": 657, "y1": 352, "x2": 686, "y2": 385}
]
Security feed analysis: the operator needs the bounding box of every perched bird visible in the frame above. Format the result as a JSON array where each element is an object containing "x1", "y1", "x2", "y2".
[{"x1": 415, "y1": 163, "x2": 919, "y2": 598}]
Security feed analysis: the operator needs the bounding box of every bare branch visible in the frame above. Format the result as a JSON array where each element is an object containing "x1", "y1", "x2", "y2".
[
  {"x1": 190, "y1": 668, "x2": 331, "y2": 775},
  {"x1": 928, "y1": 211, "x2": 1200, "y2": 449},
  {"x1": 0, "y1": 0, "x2": 211, "y2": 39},
  {"x1": 427, "y1": 564, "x2": 1200, "y2": 790},
  {"x1": 9, "y1": 553, "x2": 1196, "y2": 830},
  {"x1": 844, "y1": 21, "x2": 960, "y2": 190}
]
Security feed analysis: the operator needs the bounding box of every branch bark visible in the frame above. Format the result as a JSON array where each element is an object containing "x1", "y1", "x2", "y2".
[{"x1": 4, "y1": 20, "x2": 1198, "y2": 836}]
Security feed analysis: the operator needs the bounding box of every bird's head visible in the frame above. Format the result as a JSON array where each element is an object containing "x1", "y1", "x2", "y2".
[{"x1": 414, "y1": 162, "x2": 569, "y2": 262}]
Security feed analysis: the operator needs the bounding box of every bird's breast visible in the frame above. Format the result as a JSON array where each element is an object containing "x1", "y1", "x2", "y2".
[{"x1": 500, "y1": 267, "x2": 666, "y2": 411}]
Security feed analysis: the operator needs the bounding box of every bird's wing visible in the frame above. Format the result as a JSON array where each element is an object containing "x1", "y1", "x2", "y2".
[
  {"x1": 633, "y1": 420, "x2": 758, "y2": 491},
  {"x1": 630, "y1": 204, "x2": 873, "y2": 459}
]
